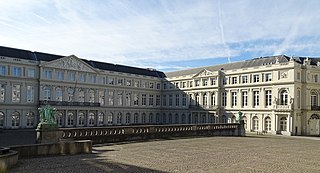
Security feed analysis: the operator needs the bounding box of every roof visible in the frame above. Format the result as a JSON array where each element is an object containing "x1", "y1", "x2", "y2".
[
  {"x1": 0, "y1": 46, "x2": 166, "y2": 78},
  {"x1": 165, "y1": 55, "x2": 291, "y2": 77}
]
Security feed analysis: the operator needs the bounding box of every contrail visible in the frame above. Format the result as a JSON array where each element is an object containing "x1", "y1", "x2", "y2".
[{"x1": 218, "y1": 0, "x2": 231, "y2": 63}]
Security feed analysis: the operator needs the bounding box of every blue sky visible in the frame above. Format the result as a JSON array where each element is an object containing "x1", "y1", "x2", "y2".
[{"x1": 1, "y1": 0, "x2": 320, "y2": 72}]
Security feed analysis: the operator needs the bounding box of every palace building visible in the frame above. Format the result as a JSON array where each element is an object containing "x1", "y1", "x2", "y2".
[{"x1": 0, "y1": 46, "x2": 319, "y2": 136}]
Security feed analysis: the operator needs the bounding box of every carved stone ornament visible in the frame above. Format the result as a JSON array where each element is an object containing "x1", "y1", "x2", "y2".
[
  {"x1": 280, "y1": 71, "x2": 288, "y2": 79},
  {"x1": 195, "y1": 69, "x2": 213, "y2": 77},
  {"x1": 44, "y1": 56, "x2": 95, "y2": 72}
]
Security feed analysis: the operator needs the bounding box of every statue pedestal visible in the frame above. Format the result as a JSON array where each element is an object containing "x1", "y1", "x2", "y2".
[{"x1": 36, "y1": 123, "x2": 62, "y2": 144}]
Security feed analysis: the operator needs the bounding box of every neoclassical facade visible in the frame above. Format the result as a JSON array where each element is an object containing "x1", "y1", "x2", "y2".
[{"x1": 0, "y1": 46, "x2": 319, "y2": 136}]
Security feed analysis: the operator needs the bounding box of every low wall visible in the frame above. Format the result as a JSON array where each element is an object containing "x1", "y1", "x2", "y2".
[
  {"x1": 60, "y1": 122, "x2": 245, "y2": 144},
  {"x1": 10, "y1": 140, "x2": 92, "y2": 159},
  {"x1": 0, "y1": 150, "x2": 19, "y2": 172}
]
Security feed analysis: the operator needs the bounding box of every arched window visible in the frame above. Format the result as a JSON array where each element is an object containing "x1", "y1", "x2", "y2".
[
  {"x1": 195, "y1": 93, "x2": 200, "y2": 106},
  {"x1": 89, "y1": 89, "x2": 95, "y2": 103},
  {"x1": 201, "y1": 113, "x2": 206, "y2": 123},
  {"x1": 141, "y1": 113, "x2": 146, "y2": 124},
  {"x1": 231, "y1": 116, "x2": 236, "y2": 123},
  {"x1": 310, "y1": 114, "x2": 320, "y2": 119},
  {"x1": 222, "y1": 115, "x2": 227, "y2": 123},
  {"x1": 67, "y1": 112, "x2": 74, "y2": 126},
  {"x1": 67, "y1": 87, "x2": 74, "y2": 102},
  {"x1": 0, "y1": 111, "x2": 4, "y2": 127},
  {"x1": 43, "y1": 86, "x2": 51, "y2": 100},
  {"x1": 117, "y1": 112, "x2": 122, "y2": 124},
  {"x1": 168, "y1": 113, "x2": 172, "y2": 124},
  {"x1": 242, "y1": 116, "x2": 247, "y2": 129},
  {"x1": 88, "y1": 112, "x2": 95, "y2": 126},
  {"x1": 78, "y1": 88, "x2": 85, "y2": 102},
  {"x1": 107, "y1": 112, "x2": 113, "y2": 125},
  {"x1": 280, "y1": 90, "x2": 288, "y2": 105},
  {"x1": 209, "y1": 113, "x2": 215, "y2": 123},
  {"x1": 280, "y1": 117, "x2": 287, "y2": 131},
  {"x1": 78, "y1": 111, "x2": 85, "y2": 126},
  {"x1": 98, "y1": 112, "x2": 104, "y2": 126},
  {"x1": 202, "y1": 93, "x2": 208, "y2": 106},
  {"x1": 149, "y1": 113, "x2": 153, "y2": 124},
  {"x1": 26, "y1": 111, "x2": 35, "y2": 127},
  {"x1": 252, "y1": 116, "x2": 259, "y2": 131},
  {"x1": 162, "y1": 113, "x2": 166, "y2": 124},
  {"x1": 265, "y1": 116, "x2": 271, "y2": 131},
  {"x1": 55, "y1": 87, "x2": 62, "y2": 101},
  {"x1": 125, "y1": 113, "x2": 130, "y2": 124},
  {"x1": 211, "y1": 92, "x2": 216, "y2": 106},
  {"x1": 181, "y1": 114, "x2": 186, "y2": 124},
  {"x1": 56, "y1": 112, "x2": 63, "y2": 127},
  {"x1": 11, "y1": 111, "x2": 20, "y2": 127},
  {"x1": 194, "y1": 114, "x2": 199, "y2": 124},
  {"x1": 175, "y1": 113, "x2": 179, "y2": 124},
  {"x1": 134, "y1": 113, "x2": 139, "y2": 124},
  {"x1": 156, "y1": 113, "x2": 160, "y2": 123}
]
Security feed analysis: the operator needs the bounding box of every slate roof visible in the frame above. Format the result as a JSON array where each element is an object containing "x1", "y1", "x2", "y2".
[
  {"x1": 0, "y1": 46, "x2": 166, "y2": 78},
  {"x1": 165, "y1": 55, "x2": 308, "y2": 78}
]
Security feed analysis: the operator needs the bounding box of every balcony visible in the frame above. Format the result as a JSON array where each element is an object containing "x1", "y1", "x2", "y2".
[
  {"x1": 311, "y1": 106, "x2": 320, "y2": 111},
  {"x1": 189, "y1": 105, "x2": 217, "y2": 110},
  {"x1": 39, "y1": 100, "x2": 100, "y2": 107},
  {"x1": 273, "y1": 104, "x2": 292, "y2": 111}
]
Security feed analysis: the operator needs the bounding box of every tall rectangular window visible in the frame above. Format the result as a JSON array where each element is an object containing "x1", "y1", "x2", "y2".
[
  {"x1": 133, "y1": 93, "x2": 139, "y2": 105},
  {"x1": 44, "y1": 69, "x2": 52, "y2": 79},
  {"x1": 265, "y1": 73, "x2": 272, "y2": 82},
  {"x1": 118, "y1": 79, "x2": 123, "y2": 85},
  {"x1": 126, "y1": 93, "x2": 131, "y2": 106},
  {"x1": 232, "y1": 77, "x2": 237, "y2": 84},
  {"x1": 242, "y1": 76, "x2": 248, "y2": 83},
  {"x1": 135, "y1": 81, "x2": 140, "y2": 87},
  {"x1": 27, "y1": 68, "x2": 35, "y2": 78},
  {"x1": 69, "y1": 72, "x2": 76, "y2": 81},
  {"x1": 149, "y1": 82, "x2": 154, "y2": 88},
  {"x1": 253, "y1": 74, "x2": 260, "y2": 83},
  {"x1": 0, "y1": 84, "x2": 5, "y2": 102},
  {"x1": 231, "y1": 92, "x2": 237, "y2": 107},
  {"x1": 242, "y1": 91, "x2": 248, "y2": 107},
  {"x1": 90, "y1": 75, "x2": 96, "y2": 83},
  {"x1": 0, "y1": 66, "x2": 5, "y2": 75},
  {"x1": 142, "y1": 94, "x2": 147, "y2": 105},
  {"x1": 182, "y1": 94, "x2": 186, "y2": 106},
  {"x1": 108, "y1": 91, "x2": 114, "y2": 105},
  {"x1": 156, "y1": 95, "x2": 161, "y2": 106},
  {"x1": 265, "y1": 90, "x2": 272, "y2": 106},
  {"x1": 108, "y1": 77, "x2": 115, "y2": 85},
  {"x1": 202, "y1": 79, "x2": 208, "y2": 86},
  {"x1": 162, "y1": 95, "x2": 167, "y2": 106},
  {"x1": 311, "y1": 94, "x2": 317, "y2": 106},
  {"x1": 149, "y1": 94, "x2": 154, "y2": 106},
  {"x1": 169, "y1": 95, "x2": 173, "y2": 106},
  {"x1": 253, "y1": 91, "x2": 260, "y2": 106},
  {"x1": 222, "y1": 92, "x2": 227, "y2": 106},
  {"x1": 175, "y1": 94, "x2": 180, "y2": 106},
  {"x1": 27, "y1": 86, "x2": 34, "y2": 103},
  {"x1": 12, "y1": 84, "x2": 21, "y2": 103},
  {"x1": 13, "y1": 67, "x2": 21, "y2": 77},
  {"x1": 195, "y1": 80, "x2": 200, "y2": 87},
  {"x1": 99, "y1": 90, "x2": 105, "y2": 105},
  {"x1": 118, "y1": 92, "x2": 123, "y2": 106},
  {"x1": 126, "y1": 80, "x2": 132, "y2": 86},
  {"x1": 79, "y1": 73, "x2": 86, "y2": 82},
  {"x1": 56, "y1": 71, "x2": 64, "y2": 80}
]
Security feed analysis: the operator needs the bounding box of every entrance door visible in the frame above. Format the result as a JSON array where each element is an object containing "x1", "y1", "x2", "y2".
[{"x1": 309, "y1": 114, "x2": 320, "y2": 136}]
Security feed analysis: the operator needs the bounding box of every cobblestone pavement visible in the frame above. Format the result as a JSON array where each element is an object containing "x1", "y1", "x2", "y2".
[{"x1": 8, "y1": 135, "x2": 320, "y2": 173}]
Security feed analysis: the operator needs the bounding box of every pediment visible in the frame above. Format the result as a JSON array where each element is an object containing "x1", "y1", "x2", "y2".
[
  {"x1": 41, "y1": 55, "x2": 96, "y2": 73},
  {"x1": 193, "y1": 69, "x2": 214, "y2": 78}
]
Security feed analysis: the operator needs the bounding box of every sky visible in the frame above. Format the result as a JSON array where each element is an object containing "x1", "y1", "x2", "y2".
[{"x1": 0, "y1": 0, "x2": 320, "y2": 72}]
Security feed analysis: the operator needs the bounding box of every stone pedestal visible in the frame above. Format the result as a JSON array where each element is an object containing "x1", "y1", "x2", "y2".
[{"x1": 36, "y1": 123, "x2": 62, "y2": 144}]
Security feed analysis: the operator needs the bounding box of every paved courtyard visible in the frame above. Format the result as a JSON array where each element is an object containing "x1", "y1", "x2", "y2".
[{"x1": 8, "y1": 135, "x2": 320, "y2": 173}]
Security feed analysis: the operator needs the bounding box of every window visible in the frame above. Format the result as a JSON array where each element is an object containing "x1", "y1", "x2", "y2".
[
  {"x1": 311, "y1": 92, "x2": 318, "y2": 106},
  {"x1": 133, "y1": 93, "x2": 139, "y2": 105},
  {"x1": 265, "y1": 73, "x2": 272, "y2": 82},
  {"x1": 168, "y1": 113, "x2": 172, "y2": 124},
  {"x1": 68, "y1": 72, "x2": 76, "y2": 81},
  {"x1": 0, "y1": 84, "x2": 4, "y2": 102},
  {"x1": 265, "y1": 90, "x2": 272, "y2": 106},
  {"x1": 203, "y1": 79, "x2": 208, "y2": 86},
  {"x1": 162, "y1": 95, "x2": 167, "y2": 106},
  {"x1": 242, "y1": 91, "x2": 248, "y2": 107},
  {"x1": 125, "y1": 113, "x2": 130, "y2": 124},
  {"x1": 0, "y1": 65, "x2": 5, "y2": 75},
  {"x1": 149, "y1": 94, "x2": 154, "y2": 106},
  {"x1": 126, "y1": 80, "x2": 132, "y2": 86},
  {"x1": 134, "y1": 81, "x2": 140, "y2": 87},
  {"x1": 242, "y1": 76, "x2": 248, "y2": 83},
  {"x1": 99, "y1": 77, "x2": 105, "y2": 84},
  {"x1": 169, "y1": 95, "x2": 173, "y2": 106},
  {"x1": 231, "y1": 77, "x2": 237, "y2": 84},
  {"x1": 13, "y1": 67, "x2": 21, "y2": 77},
  {"x1": 126, "y1": 93, "x2": 131, "y2": 106},
  {"x1": 189, "y1": 81, "x2": 193, "y2": 87},
  {"x1": 297, "y1": 90, "x2": 301, "y2": 108},
  {"x1": 156, "y1": 113, "x2": 160, "y2": 123},
  {"x1": 211, "y1": 78, "x2": 216, "y2": 85},
  {"x1": 27, "y1": 86, "x2": 34, "y2": 103},
  {"x1": 253, "y1": 74, "x2": 259, "y2": 83},
  {"x1": 56, "y1": 112, "x2": 63, "y2": 127},
  {"x1": 142, "y1": 94, "x2": 147, "y2": 106},
  {"x1": 149, "y1": 113, "x2": 153, "y2": 123},
  {"x1": 222, "y1": 92, "x2": 227, "y2": 106},
  {"x1": 108, "y1": 113, "x2": 113, "y2": 124},
  {"x1": 141, "y1": 113, "x2": 146, "y2": 123},
  {"x1": 223, "y1": 78, "x2": 227, "y2": 85},
  {"x1": 118, "y1": 92, "x2": 123, "y2": 105},
  {"x1": 90, "y1": 75, "x2": 96, "y2": 83},
  {"x1": 156, "y1": 83, "x2": 161, "y2": 89},
  {"x1": 202, "y1": 93, "x2": 208, "y2": 106},
  {"x1": 44, "y1": 69, "x2": 52, "y2": 79},
  {"x1": 43, "y1": 86, "x2": 51, "y2": 100},
  {"x1": 11, "y1": 112, "x2": 20, "y2": 127},
  {"x1": 182, "y1": 82, "x2": 186, "y2": 88},
  {"x1": 27, "y1": 68, "x2": 35, "y2": 78},
  {"x1": 182, "y1": 94, "x2": 186, "y2": 106},
  {"x1": 156, "y1": 95, "x2": 161, "y2": 106},
  {"x1": 78, "y1": 88, "x2": 84, "y2": 102},
  {"x1": 78, "y1": 112, "x2": 85, "y2": 126},
  {"x1": 175, "y1": 94, "x2": 180, "y2": 106},
  {"x1": 79, "y1": 73, "x2": 86, "y2": 82},
  {"x1": 98, "y1": 112, "x2": 104, "y2": 126},
  {"x1": 195, "y1": 80, "x2": 200, "y2": 87},
  {"x1": 108, "y1": 91, "x2": 114, "y2": 105},
  {"x1": 108, "y1": 77, "x2": 115, "y2": 85},
  {"x1": 252, "y1": 116, "x2": 259, "y2": 131},
  {"x1": 313, "y1": 74, "x2": 318, "y2": 83},
  {"x1": 118, "y1": 79, "x2": 123, "y2": 85},
  {"x1": 141, "y1": 81, "x2": 147, "y2": 88},
  {"x1": 195, "y1": 94, "x2": 200, "y2": 106},
  {"x1": 175, "y1": 82, "x2": 179, "y2": 88},
  {"x1": 280, "y1": 117, "x2": 287, "y2": 131},
  {"x1": 253, "y1": 91, "x2": 259, "y2": 106},
  {"x1": 26, "y1": 112, "x2": 35, "y2": 127},
  {"x1": 149, "y1": 82, "x2": 154, "y2": 88},
  {"x1": 265, "y1": 117, "x2": 271, "y2": 131},
  {"x1": 56, "y1": 87, "x2": 62, "y2": 101},
  {"x1": 211, "y1": 93, "x2": 216, "y2": 106},
  {"x1": 89, "y1": 89, "x2": 95, "y2": 103},
  {"x1": 297, "y1": 72, "x2": 301, "y2": 80},
  {"x1": 134, "y1": 113, "x2": 139, "y2": 124},
  {"x1": 175, "y1": 114, "x2": 179, "y2": 124},
  {"x1": 162, "y1": 113, "x2": 167, "y2": 124},
  {"x1": 88, "y1": 112, "x2": 95, "y2": 126},
  {"x1": 280, "y1": 90, "x2": 288, "y2": 105},
  {"x1": 231, "y1": 92, "x2": 237, "y2": 107},
  {"x1": 56, "y1": 71, "x2": 64, "y2": 80},
  {"x1": 67, "y1": 88, "x2": 74, "y2": 102},
  {"x1": 12, "y1": 84, "x2": 21, "y2": 102}
]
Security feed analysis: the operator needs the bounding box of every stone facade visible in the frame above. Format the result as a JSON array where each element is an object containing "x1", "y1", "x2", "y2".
[{"x1": 0, "y1": 46, "x2": 319, "y2": 136}]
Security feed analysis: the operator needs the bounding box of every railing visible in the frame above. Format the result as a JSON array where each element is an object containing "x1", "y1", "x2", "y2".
[
  {"x1": 311, "y1": 106, "x2": 320, "y2": 111},
  {"x1": 39, "y1": 100, "x2": 100, "y2": 107},
  {"x1": 60, "y1": 123, "x2": 244, "y2": 143},
  {"x1": 273, "y1": 104, "x2": 291, "y2": 110}
]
